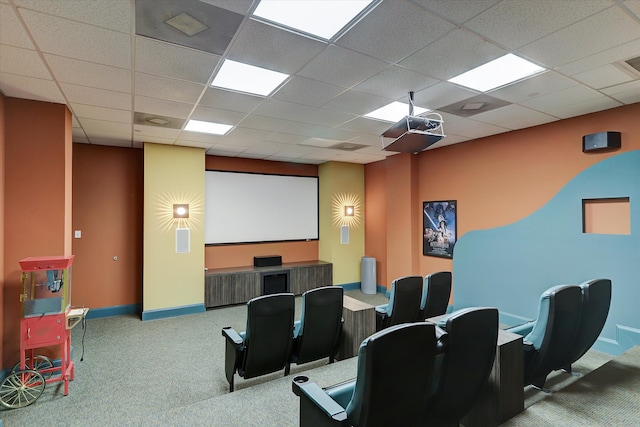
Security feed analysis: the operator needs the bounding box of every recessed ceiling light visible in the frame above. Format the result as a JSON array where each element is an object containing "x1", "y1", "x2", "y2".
[
  {"x1": 211, "y1": 59, "x2": 289, "y2": 96},
  {"x1": 364, "y1": 101, "x2": 429, "y2": 123},
  {"x1": 252, "y1": 0, "x2": 374, "y2": 40},
  {"x1": 165, "y1": 12, "x2": 208, "y2": 37},
  {"x1": 185, "y1": 119, "x2": 232, "y2": 135},
  {"x1": 448, "y1": 54, "x2": 545, "y2": 92}
]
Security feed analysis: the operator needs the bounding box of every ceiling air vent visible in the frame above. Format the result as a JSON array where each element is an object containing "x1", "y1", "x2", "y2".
[{"x1": 624, "y1": 55, "x2": 640, "y2": 73}]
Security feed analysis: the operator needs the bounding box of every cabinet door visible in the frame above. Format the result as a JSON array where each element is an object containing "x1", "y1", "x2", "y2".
[
  {"x1": 21, "y1": 315, "x2": 66, "y2": 348},
  {"x1": 205, "y1": 272, "x2": 259, "y2": 307},
  {"x1": 290, "y1": 264, "x2": 332, "y2": 295}
]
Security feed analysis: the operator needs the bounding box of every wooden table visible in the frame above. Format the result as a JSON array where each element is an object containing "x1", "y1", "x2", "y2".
[
  {"x1": 336, "y1": 295, "x2": 376, "y2": 360},
  {"x1": 428, "y1": 315, "x2": 525, "y2": 427}
]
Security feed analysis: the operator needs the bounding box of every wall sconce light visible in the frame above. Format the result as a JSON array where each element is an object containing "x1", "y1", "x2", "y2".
[
  {"x1": 173, "y1": 204, "x2": 189, "y2": 218},
  {"x1": 344, "y1": 206, "x2": 355, "y2": 217}
]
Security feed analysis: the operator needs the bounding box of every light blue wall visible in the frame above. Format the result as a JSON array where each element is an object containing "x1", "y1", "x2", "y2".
[{"x1": 453, "y1": 150, "x2": 640, "y2": 356}]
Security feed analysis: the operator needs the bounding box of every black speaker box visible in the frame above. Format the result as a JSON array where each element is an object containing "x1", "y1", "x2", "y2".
[
  {"x1": 254, "y1": 255, "x2": 282, "y2": 267},
  {"x1": 582, "y1": 131, "x2": 621, "y2": 152}
]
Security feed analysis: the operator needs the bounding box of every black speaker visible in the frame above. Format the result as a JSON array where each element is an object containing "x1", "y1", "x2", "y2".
[
  {"x1": 582, "y1": 131, "x2": 621, "y2": 152},
  {"x1": 254, "y1": 255, "x2": 282, "y2": 267}
]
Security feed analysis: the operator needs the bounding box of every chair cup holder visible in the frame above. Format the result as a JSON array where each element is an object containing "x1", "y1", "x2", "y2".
[{"x1": 292, "y1": 375, "x2": 309, "y2": 395}]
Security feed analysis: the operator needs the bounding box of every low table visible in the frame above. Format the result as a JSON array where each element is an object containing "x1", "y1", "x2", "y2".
[
  {"x1": 336, "y1": 295, "x2": 376, "y2": 360},
  {"x1": 428, "y1": 315, "x2": 525, "y2": 426}
]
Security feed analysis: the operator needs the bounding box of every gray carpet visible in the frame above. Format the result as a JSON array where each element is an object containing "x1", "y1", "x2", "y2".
[{"x1": 0, "y1": 289, "x2": 633, "y2": 427}]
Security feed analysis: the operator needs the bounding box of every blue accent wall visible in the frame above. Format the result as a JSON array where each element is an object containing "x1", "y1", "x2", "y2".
[{"x1": 453, "y1": 150, "x2": 640, "y2": 355}]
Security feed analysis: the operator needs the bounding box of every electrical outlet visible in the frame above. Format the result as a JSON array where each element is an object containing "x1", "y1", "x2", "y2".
[{"x1": 74, "y1": 230, "x2": 82, "y2": 238}]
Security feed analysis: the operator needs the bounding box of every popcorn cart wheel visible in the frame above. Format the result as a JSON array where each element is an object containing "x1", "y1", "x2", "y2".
[
  {"x1": 11, "y1": 355, "x2": 55, "y2": 380},
  {"x1": 0, "y1": 370, "x2": 46, "y2": 409},
  {"x1": 0, "y1": 256, "x2": 88, "y2": 409}
]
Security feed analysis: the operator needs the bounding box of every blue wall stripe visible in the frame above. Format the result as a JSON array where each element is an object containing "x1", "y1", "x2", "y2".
[
  {"x1": 452, "y1": 151, "x2": 640, "y2": 356},
  {"x1": 141, "y1": 303, "x2": 205, "y2": 321},
  {"x1": 86, "y1": 304, "x2": 140, "y2": 319}
]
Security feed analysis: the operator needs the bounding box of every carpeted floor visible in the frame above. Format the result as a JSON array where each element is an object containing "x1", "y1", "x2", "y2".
[{"x1": 0, "y1": 289, "x2": 634, "y2": 427}]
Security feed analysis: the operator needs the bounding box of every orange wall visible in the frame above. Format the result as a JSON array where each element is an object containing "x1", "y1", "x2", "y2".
[
  {"x1": 72, "y1": 144, "x2": 143, "y2": 309},
  {"x1": 204, "y1": 155, "x2": 319, "y2": 269},
  {"x1": 3, "y1": 98, "x2": 70, "y2": 367},
  {"x1": 365, "y1": 103, "x2": 640, "y2": 295},
  {"x1": 0, "y1": 92, "x2": 5, "y2": 366},
  {"x1": 364, "y1": 160, "x2": 387, "y2": 286}
]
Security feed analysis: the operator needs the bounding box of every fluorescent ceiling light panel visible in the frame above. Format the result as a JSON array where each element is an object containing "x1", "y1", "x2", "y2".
[
  {"x1": 253, "y1": 0, "x2": 374, "y2": 40},
  {"x1": 185, "y1": 119, "x2": 232, "y2": 135},
  {"x1": 449, "y1": 54, "x2": 545, "y2": 92},
  {"x1": 211, "y1": 59, "x2": 289, "y2": 96},
  {"x1": 364, "y1": 102, "x2": 429, "y2": 123}
]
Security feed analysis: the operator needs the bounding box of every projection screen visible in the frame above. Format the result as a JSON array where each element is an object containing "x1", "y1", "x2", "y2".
[{"x1": 205, "y1": 170, "x2": 319, "y2": 245}]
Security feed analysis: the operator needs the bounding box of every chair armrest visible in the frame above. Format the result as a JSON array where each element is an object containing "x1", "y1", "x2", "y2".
[
  {"x1": 292, "y1": 376, "x2": 348, "y2": 423},
  {"x1": 506, "y1": 321, "x2": 535, "y2": 337},
  {"x1": 222, "y1": 326, "x2": 244, "y2": 349}
]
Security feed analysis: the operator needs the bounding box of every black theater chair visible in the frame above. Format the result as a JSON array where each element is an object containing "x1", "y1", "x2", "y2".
[
  {"x1": 419, "y1": 271, "x2": 452, "y2": 320},
  {"x1": 561, "y1": 278, "x2": 612, "y2": 375},
  {"x1": 374, "y1": 276, "x2": 423, "y2": 331},
  {"x1": 221, "y1": 293, "x2": 295, "y2": 392},
  {"x1": 427, "y1": 307, "x2": 499, "y2": 427},
  {"x1": 507, "y1": 284, "x2": 582, "y2": 391},
  {"x1": 287, "y1": 286, "x2": 344, "y2": 374},
  {"x1": 292, "y1": 322, "x2": 438, "y2": 427}
]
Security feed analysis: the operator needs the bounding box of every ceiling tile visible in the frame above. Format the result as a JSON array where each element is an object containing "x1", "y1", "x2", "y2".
[
  {"x1": 197, "y1": 0, "x2": 253, "y2": 15},
  {"x1": 337, "y1": 0, "x2": 455, "y2": 63},
  {"x1": 70, "y1": 103, "x2": 131, "y2": 124},
  {"x1": 19, "y1": 9, "x2": 131, "y2": 68},
  {"x1": 14, "y1": 0, "x2": 131, "y2": 33},
  {"x1": 45, "y1": 54, "x2": 131, "y2": 92},
  {"x1": 199, "y1": 87, "x2": 265, "y2": 112},
  {"x1": 400, "y1": 28, "x2": 506, "y2": 80},
  {"x1": 133, "y1": 125, "x2": 181, "y2": 139},
  {"x1": 556, "y1": 39, "x2": 640, "y2": 76},
  {"x1": 227, "y1": 18, "x2": 326, "y2": 74},
  {"x1": 0, "y1": 3, "x2": 35, "y2": 49},
  {"x1": 189, "y1": 105, "x2": 246, "y2": 125},
  {"x1": 521, "y1": 86, "x2": 622, "y2": 118},
  {"x1": 471, "y1": 104, "x2": 558, "y2": 129},
  {"x1": 413, "y1": 0, "x2": 499, "y2": 24},
  {"x1": 252, "y1": 98, "x2": 319, "y2": 123},
  {"x1": 272, "y1": 76, "x2": 345, "y2": 107},
  {"x1": 518, "y1": 7, "x2": 640, "y2": 68},
  {"x1": 135, "y1": 36, "x2": 220, "y2": 84},
  {"x1": 0, "y1": 72, "x2": 64, "y2": 103},
  {"x1": 466, "y1": 0, "x2": 611, "y2": 49},
  {"x1": 441, "y1": 116, "x2": 509, "y2": 139},
  {"x1": 354, "y1": 66, "x2": 439, "y2": 100},
  {"x1": 572, "y1": 63, "x2": 635, "y2": 89},
  {"x1": 0, "y1": 45, "x2": 51, "y2": 79},
  {"x1": 489, "y1": 71, "x2": 578, "y2": 103},
  {"x1": 338, "y1": 117, "x2": 395, "y2": 136},
  {"x1": 60, "y1": 82, "x2": 131, "y2": 110},
  {"x1": 601, "y1": 80, "x2": 640, "y2": 104},
  {"x1": 134, "y1": 95, "x2": 194, "y2": 119},
  {"x1": 321, "y1": 90, "x2": 390, "y2": 116},
  {"x1": 297, "y1": 45, "x2": 388, "y2": 88},
  {"x1": 413, "y1": 81, "x2": 479, "y2": 110},
  {"x1": 78, "y1": 118, "x2": 132, "y2": 139},
  {"x1": 135, "y1": 72, "x2": 205, "y2": 104}
]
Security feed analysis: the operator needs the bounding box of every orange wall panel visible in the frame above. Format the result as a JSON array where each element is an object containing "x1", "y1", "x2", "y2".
[
  {"x1": 3, "y1": 98, "x2": 70, "y2": 366},
  {"x1": 0, "y1": 92, "x2": 5, "y2": 365},
  {"x1": 72, "y1": 144, "x2": 143, "y2": 309}
]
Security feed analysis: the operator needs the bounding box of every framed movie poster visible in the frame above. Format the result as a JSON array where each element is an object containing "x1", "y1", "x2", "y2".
[{"x1": 423, "y1": 200, "x2": 457, "y2": 258}]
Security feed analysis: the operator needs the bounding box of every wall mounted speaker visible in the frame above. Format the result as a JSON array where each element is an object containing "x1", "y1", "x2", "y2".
[
  {"x1": 176, "y1": 228, "x2": 190, "y2": 253},
  {"x1": 254, "y1": 255, "x2": 282, "y2": 267},
  {"x1": 340, "y1": 225, "x2": 349, "y2": 244},
  {"x1": 582, "y1": 131, "x2": 621, "y2": 152}
]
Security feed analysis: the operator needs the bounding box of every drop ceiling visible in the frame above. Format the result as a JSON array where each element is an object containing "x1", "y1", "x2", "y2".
[{"x1": 0, "y1": 0, "x2": 639, "y2": 164}]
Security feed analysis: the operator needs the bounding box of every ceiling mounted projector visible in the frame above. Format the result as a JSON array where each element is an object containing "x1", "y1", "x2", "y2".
[{"x1": 381, "y1": 92, "x2": 445, "y2": 154}]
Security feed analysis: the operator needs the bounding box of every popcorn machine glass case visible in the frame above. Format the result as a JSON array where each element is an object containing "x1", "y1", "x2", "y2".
[{"x1": 20, "y1": 255, "x2": 73, "y2": 317}]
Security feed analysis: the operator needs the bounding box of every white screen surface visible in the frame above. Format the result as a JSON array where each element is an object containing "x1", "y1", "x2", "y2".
[{"x1": 205, "y1": 171, "x2": 319, "y2": 244}]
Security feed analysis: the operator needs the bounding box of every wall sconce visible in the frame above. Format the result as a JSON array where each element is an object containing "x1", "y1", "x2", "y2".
[
  {"x1": 173, "y1": 204, "x2": 189, "y2": 218},
  {"x1": 344, "y1": 206, "x2": 354, "y2": 217}
]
